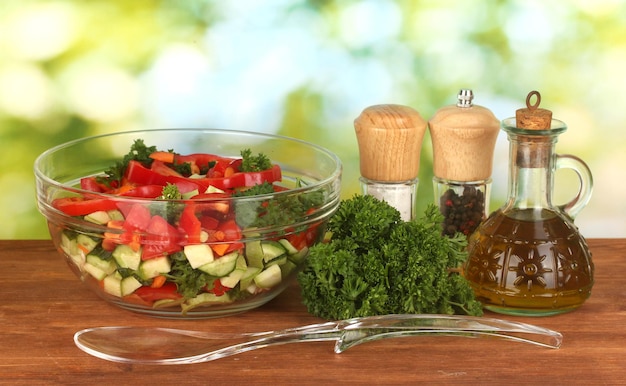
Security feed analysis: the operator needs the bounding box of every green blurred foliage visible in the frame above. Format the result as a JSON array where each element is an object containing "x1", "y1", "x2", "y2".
[{"x1": 1, "y1": 0, "x2": 625, "y2": 239}]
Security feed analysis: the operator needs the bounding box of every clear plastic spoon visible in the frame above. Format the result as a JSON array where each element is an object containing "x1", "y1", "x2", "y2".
[{"x1": 74, "y1": 314, "x2": 562, "y2": 365}]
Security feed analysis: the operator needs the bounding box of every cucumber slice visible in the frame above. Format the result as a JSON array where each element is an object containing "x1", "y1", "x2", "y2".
[
  {"x1": 103, "y1": 274, "x2": 122, "y2": 297},
  {"x1": 138, "y1": 256, "x2": 171, "y2": 280},
  {"x1": 84, "y1": 254, "x2": 116, "y2": 279},
  {"x1": 239, "y1": 266, "x2": 262, "y2": 290},
  {"x1": 76, "y1": 234, "x2": 99, "y2": 253},
  {"x1": 278, "y1": 238, "x2": 299, "y2": 255},
  {"x1": 121, "y1": 276, "x2": 142, "y2": 296},
  {"x1": 220, "y1": 269, "x2": 245, "y2": 288},
  {"x1": 83, "y1": 263, "x2": 108, "y2": 281},
  {"x1": 183, "y1": 244, "x2": 214, "y2": 269},
  {"x1": 219, "y1": 255, "x2": 248, "y2": 288},
  {"x1": 261, "y1": 241, "x2": 287, "y2": 263},
  {"x1": 153, "y1": 298, "x2": 185, "y2": 309},
  {"x1": 287, "y1": 246, "x2": 309, "y2": 264},
  {"x1": 281, "y1": 260, "x2": 297, "y2": 278},
  {"x1": 198, "y1": 252, "x2": 239, "y2": 277},
  {"x1": 254, "y1": 264, "x2": 282, "y2": 289},
  {"x1": 245, "y1": 240, "x2": 264, "y2": 268},
  {"x1": 61, "y1": 235, "x2": 84, "y2": 267},
  {"x1": 112, "y1": 244, "x2": 142, "y2": 270},
  {"x1": 265, "y1": 255, "x2": 287, "y2": 267},
  {"x1": 84, "y1": 210, "x2": 111, "y2": 225},
  {"x1": 181, "y1": 292, "x2": 233, "y2": 314},
  {"x1": 103, "y1": 273, "x2": 141, "y2": 297},
  {"x1": 107, "y1": 209, "x2": 125, "y2": 221}
]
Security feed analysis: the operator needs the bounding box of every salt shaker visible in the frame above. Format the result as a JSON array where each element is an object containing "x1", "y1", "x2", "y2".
[
  {"x1": 428, "y1": 89, "x2": 500, "y2": 236},
  {"x1": 354, "y1": 104, "x2": 427, "y2": 221}
]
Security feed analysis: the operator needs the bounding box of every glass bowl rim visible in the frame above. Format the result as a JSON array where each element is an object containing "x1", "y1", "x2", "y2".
[{"x1": 34, "y1": 127, "x2": 343, "y2": 202}]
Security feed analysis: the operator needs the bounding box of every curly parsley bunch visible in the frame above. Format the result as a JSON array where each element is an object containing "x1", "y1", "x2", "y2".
[{"x1": 298, "y1": 195, "x2": 482, "y2": 320}]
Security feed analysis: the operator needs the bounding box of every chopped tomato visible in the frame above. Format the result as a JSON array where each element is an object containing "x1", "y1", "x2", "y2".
[
  {"x1": 122, "y1": 204, "x2": 152, "y2": 232},
  {"x1": 142, "y1": 215, "x2": 182, "y2": 260}
]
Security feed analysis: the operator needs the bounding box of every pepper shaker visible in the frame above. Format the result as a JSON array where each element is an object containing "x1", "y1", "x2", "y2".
[
  {"x1": 354, "y1": 104, "x2": 427, "y2": 221},
  {"x1": 428, "y1": 89, "x2": 500, "y2": 236}
]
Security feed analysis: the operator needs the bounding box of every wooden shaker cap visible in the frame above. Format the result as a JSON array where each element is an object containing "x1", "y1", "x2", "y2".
[
  {"x1": 428, "y1": 91, "x2": 500, "y2": 181},
  {"x1": 516, "y1": 91, "x2": 552, "y2": 129},
  {"x1": 354, "y1": 104, "x2": 427, "y2": 182}
]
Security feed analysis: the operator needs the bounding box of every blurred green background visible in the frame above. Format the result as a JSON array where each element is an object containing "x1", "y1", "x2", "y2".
[{"x1": 1, "y1": 0, "x2": 624, "y2": 239}]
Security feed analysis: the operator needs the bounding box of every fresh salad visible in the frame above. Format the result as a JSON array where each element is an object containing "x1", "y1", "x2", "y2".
[{"x1": 52, "y1": 139, "x2": 326, "y2": 314}]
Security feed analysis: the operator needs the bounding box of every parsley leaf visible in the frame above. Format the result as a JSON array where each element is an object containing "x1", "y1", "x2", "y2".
[
  {"x1": 166, "y1": 252, "x2": 214, "y2": 299},
  {"x1": 239, "y1": 148, "x2": 272, "y2": 172}
]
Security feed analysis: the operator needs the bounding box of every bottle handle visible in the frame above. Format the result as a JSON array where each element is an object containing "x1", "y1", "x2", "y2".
[{"x1": 555, "y1": 154, "x2": 593, "y2": 219}]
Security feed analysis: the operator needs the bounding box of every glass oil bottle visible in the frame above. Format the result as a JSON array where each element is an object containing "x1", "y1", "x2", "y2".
[{"x1": 464, "y1": 91, "x2": 594, "y2": 316}]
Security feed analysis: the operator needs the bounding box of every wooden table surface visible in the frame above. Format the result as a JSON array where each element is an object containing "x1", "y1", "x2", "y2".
[{"x1": 1, "y1": 239, "x2": 624, "y2": 385}]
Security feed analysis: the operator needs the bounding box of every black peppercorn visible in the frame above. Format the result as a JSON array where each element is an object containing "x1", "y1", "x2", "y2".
[{"x1": 439, "y1": 186, "x2": 486, "y2": 237}]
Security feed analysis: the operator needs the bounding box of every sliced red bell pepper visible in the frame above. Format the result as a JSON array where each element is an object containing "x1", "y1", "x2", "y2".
[
  {"x1": 190, "y1": 193, "x2": 230, "y2": 215},
  {"x1": 134, "y1": 282, "x2": 182, "y2": 302},
  {"x1": 150, "y1": 159, "x2": 183, "y2": 177},
  {"x1": 179, "y1": 204, "x2": 202, "y2": 244},
  {"x1": 124, "y1": 160, "x2": 200, "y2": 194},
  {"x1": 125, "y1": 158, "x2": 281, "y2": 192},
  {"x1": 240, "y1": 164, "x2": 282, "y2": 186},
  {"x1": 191, "y1": 164, "x2": 282, "y2": 191},
  {"x1": 175, "y1": 153, "x2": 236, "y2": 175},
  {"x1": 52, "y1": 196, "x2": 118, "y2": 216},
  {"x1": 215, "y1": 219, "x2": 244, "y2": 254},
  {"x1": 102, "y1": 220, "x2": 124, "y2": 251},
  {"x1": 200, "y1": 215, "x2": 220, "y2": 230},
  {"x1": 80, "y1": 176, "x2": 106, "y2": 193},
  {"x1": 218, "y1": 219, "x2": 242, "y2": 241},
  {"x1": 209, "y1": 157, "x2": 240, "y2": 178},
  {"x1": 206, "y1": 279, "x2": 231, "y2": 296},
  {"x1": 142, "y1": 214, "x2": 182, "y2": 260},
  {"x1": 120, "y1": 184, "x2": 164, "y2": 198}
]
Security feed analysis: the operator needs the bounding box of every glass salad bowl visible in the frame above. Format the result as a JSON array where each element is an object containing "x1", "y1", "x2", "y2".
[{"x1": 35, "y1": 129, "x2": 342, "y2": 318}]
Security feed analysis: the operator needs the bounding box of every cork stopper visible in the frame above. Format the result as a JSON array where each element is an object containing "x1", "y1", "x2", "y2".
[
  {"x1": 428, "y1": 90, "x2": 500, "y2": 181},
  {"x1": 354, "y1": 104, "x2": 427, "y2": 182},
  {"x1": 515, "y1": 90, "x2": 552, "y2": 129},
  {"x1": 511, "y1": 91, "x2": 554, "y2": 168}
]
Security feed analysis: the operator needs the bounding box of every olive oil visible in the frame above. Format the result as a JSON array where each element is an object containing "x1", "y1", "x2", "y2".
[
  {"x1": 463, "y1": 94, "x2": 594, "y2": 316},
  {"x1": 464, "y1": 208, "x2": 594, "y2": 316}
]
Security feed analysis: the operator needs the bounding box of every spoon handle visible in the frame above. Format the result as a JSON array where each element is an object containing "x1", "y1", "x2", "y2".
[
  {"x1": 74, "y1": 314, "x2": 562, "y2": 365},
  {"x1": 334, "y1": 314, "x2": 563, "y2": 353}
]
